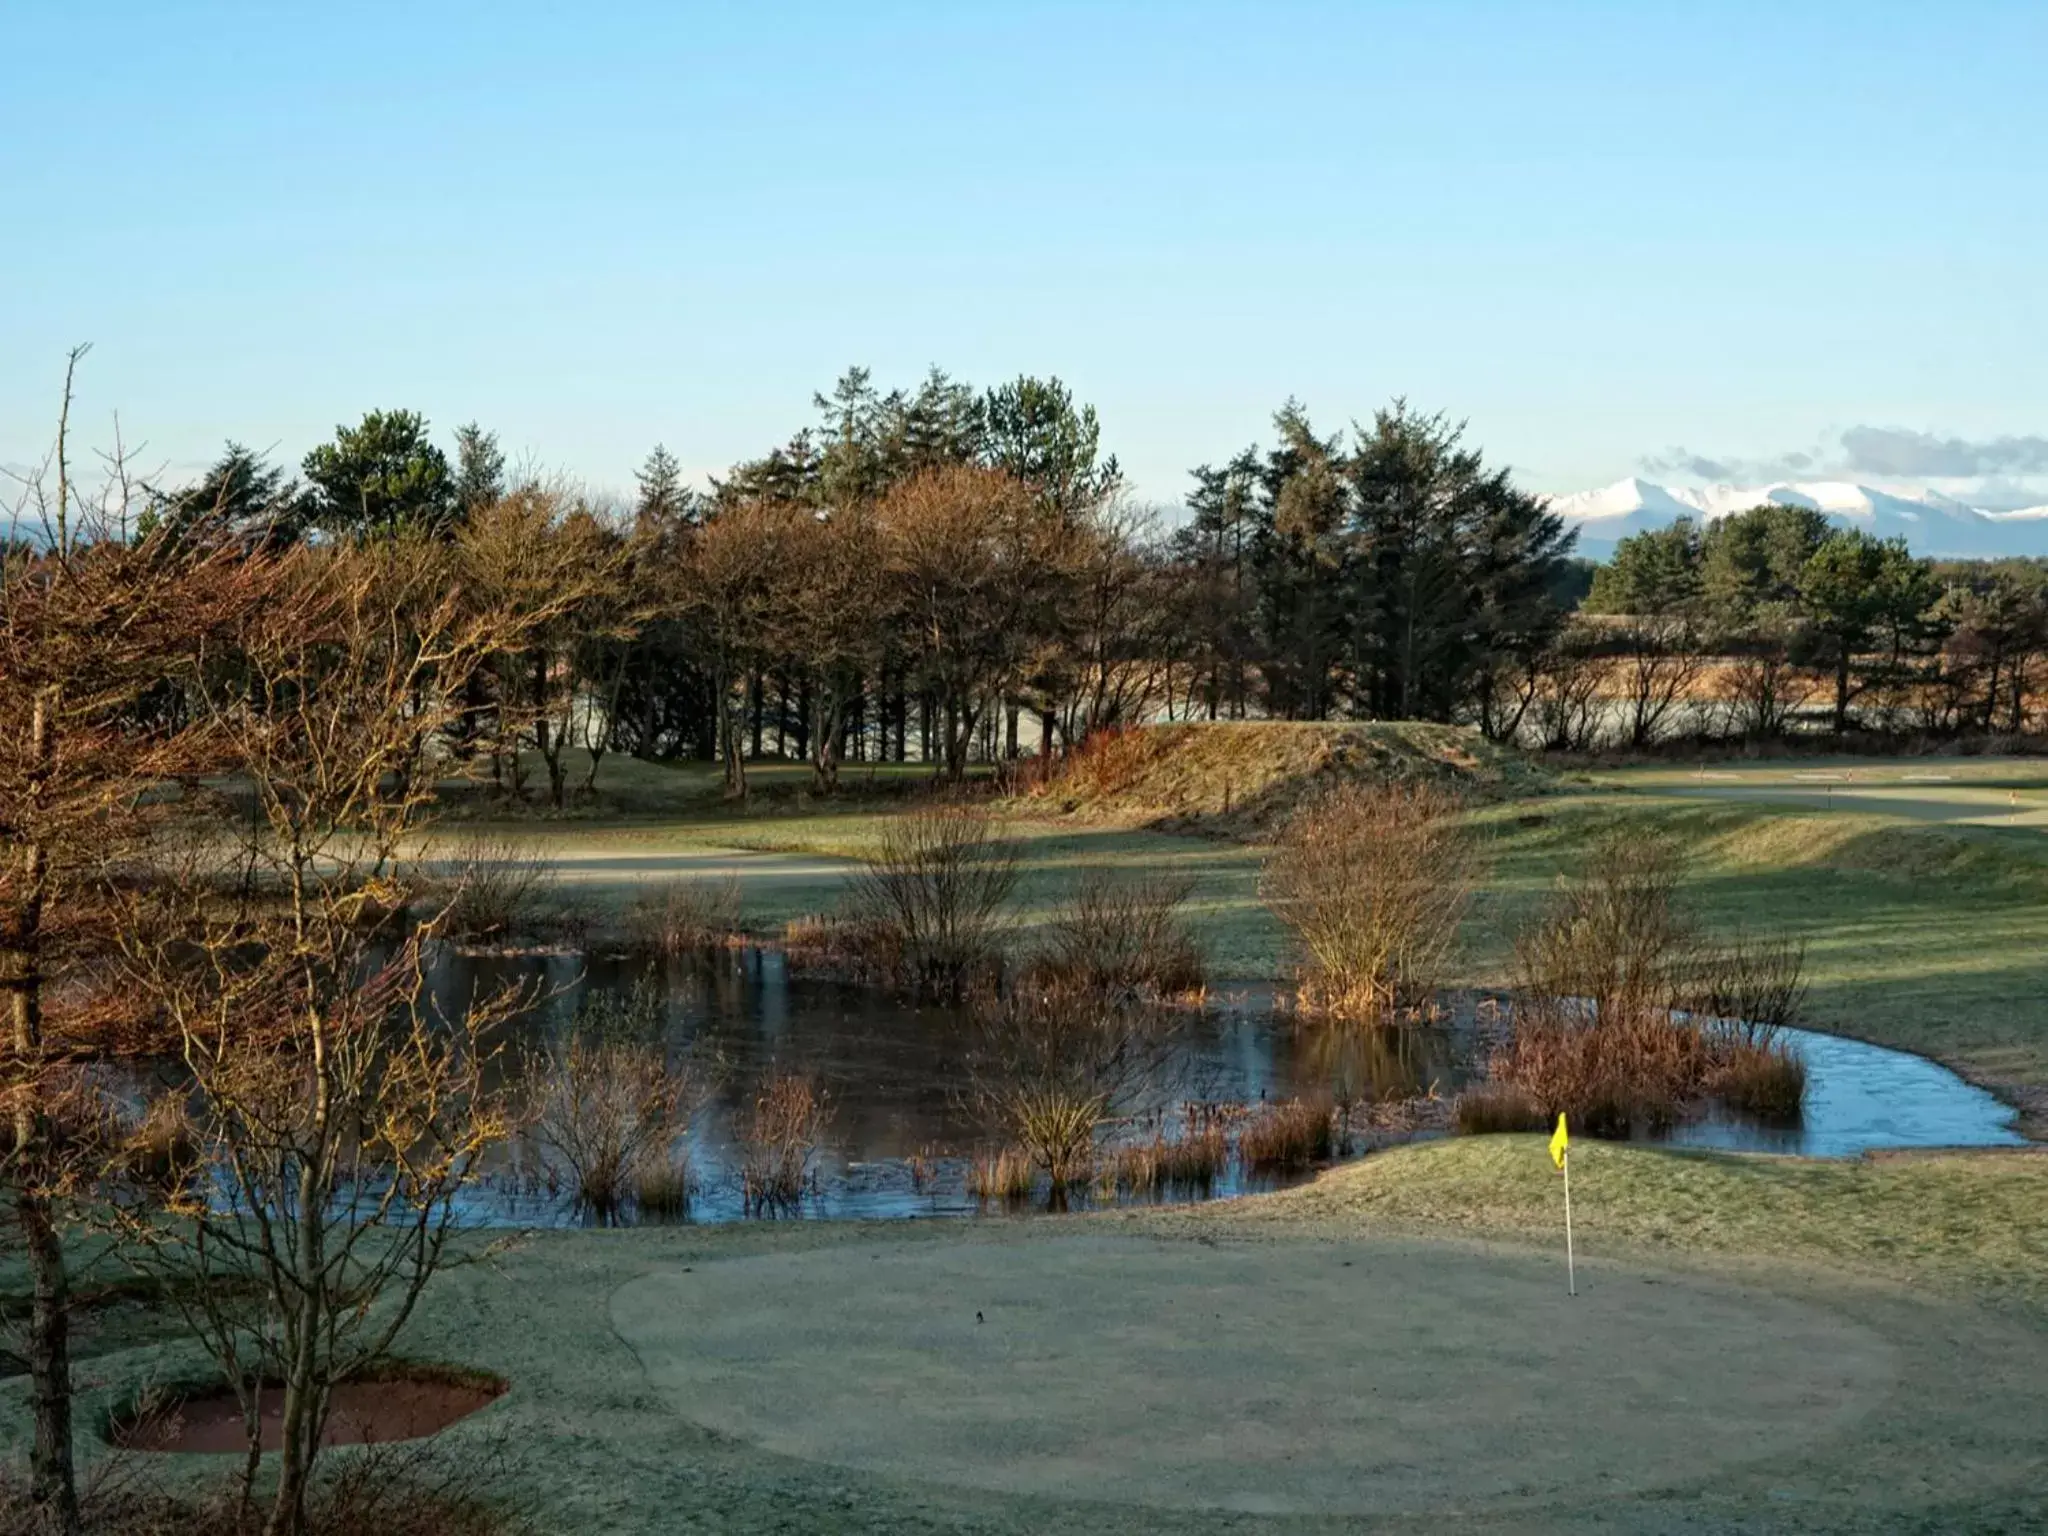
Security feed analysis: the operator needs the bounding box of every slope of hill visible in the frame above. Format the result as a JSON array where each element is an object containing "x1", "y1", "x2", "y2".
[
  {"x1": 1548, "y1": 477, "x2": 2048, "y2": 559},
  {"x1": 1036, "y1": 720, "x2": 1545, "y2": 837}
]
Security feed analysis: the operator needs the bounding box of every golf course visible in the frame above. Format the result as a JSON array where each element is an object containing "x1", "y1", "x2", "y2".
[{"x1": 15, "y1": 739, "x2": 2047, "y2": 1533}]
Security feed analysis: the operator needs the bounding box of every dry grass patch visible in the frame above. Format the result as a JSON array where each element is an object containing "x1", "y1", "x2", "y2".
[
  {"x1": 1237, "y1": 1096, "x2": 1337, "y2": 1173},
  {"x1": 965, "y1": 1146, "x2": 1036, "y2": 1205},
  {"x1": 737, "y1": 1072, "x2": 832, "y2": 1215},
  {"x1": 1105, "y1": 1122, "x2": 1229, "y2": 1196},
  {"x1": 625, "y1": 877, "x2": 741, "y2": 956},
  {"x1": 1037, "y1": 720, "x2": 1543, "y2": 836}
]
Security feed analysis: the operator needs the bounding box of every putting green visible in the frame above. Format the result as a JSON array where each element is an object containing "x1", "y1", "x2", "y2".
[{"x1": 612, "y1": 1233, "x2": 1917, "y2": 1518}]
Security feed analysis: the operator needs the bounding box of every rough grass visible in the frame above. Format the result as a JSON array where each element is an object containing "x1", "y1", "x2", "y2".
[{"x1": 1033, "y1": 720, "x2": 1547, "y2": 836}]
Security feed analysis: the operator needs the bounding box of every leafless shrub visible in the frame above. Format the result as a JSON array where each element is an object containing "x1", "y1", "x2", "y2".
[
  {"x1": 1684, "y1": 928, "x2": 1809, "y2": 1035},
  {"x1": 846, "y1": 804, "x2": 1018, "y2": 995},
  {"x1": 1493, "y1": 832, "x2": 1807, "y2": 1133},
  {"x1": 1024, "y1": 870, "x2": 1205, "y2": 1000},
  {"x1": 522, "y1": 982, "x2": 708, "y2": 1224},
  {"x1": 1236, "y1": 1096, "x2": 1336, "y2": 1173},
  {"x1": 737, "y1": 1072, "x2": 832, "y2": 1215},
  {"x1": 424, "y1": 833, "x2": 559, "y2": 945},
  {"x1": 1261, "y1": 781, "x2": 1481, "y2": 1021},
  {"x1": 626, "y1": 877, "x2": 741, "y2": 957},
  {"x1": 102, "y1": 1090, "x2": 198, "y2": 1203},
  {"x1": 1511, "y1": 832, "x2": 1695, "y2": 1027},
  {"x1": 967, "y1": 986, "x2": 1181, "y2": 1191}
]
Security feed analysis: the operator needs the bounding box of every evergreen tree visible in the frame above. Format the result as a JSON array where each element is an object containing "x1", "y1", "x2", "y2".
[
  {"x1": 1252, "y1": 404, "x2": 1351, "y2": 719},
  {"x1": 453, "y1": 421, "x2": 506, "y2": 514},
  {"x1": 983, "y1": 375, "x2": 1121, "y2": 518},
  {"x1": 634, "y1": 443, "x2": 693, "y2": 524},
  {"x1": 1700, "y1": 504, "x2": 1832, "y2": 623},
  {"x1": 897, "y1": 366, "x2": 986, "y2": 472},
  {"x1": 1800, "y1": 531, "x2": 1911, "y2": 732},
  {"x1": 144, "y1": 442, "x2": 304, "y2": 544},
  {"x1": 1586, "y1": 519, "x2": 1704, "y2": 616},
  {"x1": 301, "y1": 409, "x2": 458, "y2": 538}
]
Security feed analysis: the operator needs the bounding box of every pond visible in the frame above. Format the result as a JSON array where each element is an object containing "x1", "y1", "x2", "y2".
[{"x1": 432, "y1": 947, "x2": 2028, "y2": 1227}]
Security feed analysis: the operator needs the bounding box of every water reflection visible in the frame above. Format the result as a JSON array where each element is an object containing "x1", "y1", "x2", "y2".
[{"x1": 438, "y1": 947, "x2": 2027, "y2": 1227}]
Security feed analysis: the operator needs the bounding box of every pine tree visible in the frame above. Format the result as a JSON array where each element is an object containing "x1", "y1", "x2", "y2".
[
  {"x1": 453, "y1": 421, "x2": 506, "y2": 514},
  {"x1": 634, "y1": 443, "x2": 692, "y2": 523}
]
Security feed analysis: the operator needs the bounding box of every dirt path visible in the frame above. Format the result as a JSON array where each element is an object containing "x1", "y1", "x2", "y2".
[{"x1": 606, "y1": 1228, "x2": 2048, "y2": 1529}]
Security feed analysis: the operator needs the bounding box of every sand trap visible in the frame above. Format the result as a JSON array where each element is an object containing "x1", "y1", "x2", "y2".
[
  {"x1": 117, "y1": 1375, "x2": 505, "y2": 1454},
  {"x1": 612, "y1": 1234, "x2": 1898, "y2": 1517}
]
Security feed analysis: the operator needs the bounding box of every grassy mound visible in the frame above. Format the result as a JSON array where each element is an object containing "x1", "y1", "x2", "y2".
[
  {"x1": 1037, "y1": 720, "x2": 1545, "y2": 836},
  {"x1": 1176, "y1": 1135, "x2": 2048, "y2": 1304}
]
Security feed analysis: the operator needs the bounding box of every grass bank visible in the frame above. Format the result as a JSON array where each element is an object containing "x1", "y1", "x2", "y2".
[{"x1": 1170, "y1": 1134, "x2": 2048, "y2": 1309}]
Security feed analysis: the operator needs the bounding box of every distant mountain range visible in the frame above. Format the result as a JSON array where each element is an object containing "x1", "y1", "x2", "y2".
[{"x1": 1545, "y1": 478, "x2": 2048, "y2": 560}]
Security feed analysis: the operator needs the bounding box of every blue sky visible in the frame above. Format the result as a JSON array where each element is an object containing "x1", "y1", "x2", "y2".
[{"x1": 5, "y1": 1, "x2": 2045, "y2": 508}]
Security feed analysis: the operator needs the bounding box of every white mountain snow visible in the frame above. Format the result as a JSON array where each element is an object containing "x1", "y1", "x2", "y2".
[{"x1": 1546, "y1": 478, "x2": 2048, "y2": 560}]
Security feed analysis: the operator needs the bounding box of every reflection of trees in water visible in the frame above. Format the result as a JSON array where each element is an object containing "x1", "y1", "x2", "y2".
[
  {"x1": 432, "y1": 949, "x2": 1476, "y2": 1174},
  {"x1": 1293, "y1": 1020, "x2": 1462, "y2": 1113}
]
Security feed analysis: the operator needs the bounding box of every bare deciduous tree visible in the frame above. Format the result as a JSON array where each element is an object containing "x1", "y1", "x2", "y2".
[
  {"x1": 2, "y1": 350, "x2": 275, "y2": 1533},
  {"x1": 112, "y1": 539, "x2": 561, "y2": 1536},
  {"x1": 880, "y1": 466, "x2": 1068, "y2": 780}
]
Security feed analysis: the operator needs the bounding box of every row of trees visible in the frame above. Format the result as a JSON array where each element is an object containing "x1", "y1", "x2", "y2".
[
  {"x1": 28, "y1": 365, "x2": 2047, "y2": 837},
  {"x1": 115, "y1": 375, "x2": 1593, "y2": 802},
  {"x1": 1561, "y1": 505, "x2": 2048, "y2": 746}
]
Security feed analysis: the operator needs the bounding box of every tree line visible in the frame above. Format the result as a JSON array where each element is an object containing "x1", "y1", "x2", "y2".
[
  {"x1": 108, "y1": 370, "x2": 1597, "y2": 803},
  {"x1": 1559, "y1": 506, "x2": 2048, "y2": 748},
  {"x1": 22, "y1": 362, "x2": 2044, "y2": 819}
]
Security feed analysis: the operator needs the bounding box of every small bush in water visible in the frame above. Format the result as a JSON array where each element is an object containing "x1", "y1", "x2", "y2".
[{"x1": 1237, "y1": 1097, "x2": 1336, "y2": 1173}]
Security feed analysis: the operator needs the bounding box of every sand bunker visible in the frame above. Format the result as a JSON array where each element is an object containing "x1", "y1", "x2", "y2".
[
  {"x1": 117, "y1": 1374, "x2": 505, "y2": 1454},
  {"x1": 612, "y1": 1233, "x2": 1898, "y2": 1517}
]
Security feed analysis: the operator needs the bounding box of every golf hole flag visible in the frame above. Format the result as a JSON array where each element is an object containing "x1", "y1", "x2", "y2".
[{"x1": 1551, "y1": 1113, "x2": 1576, "y2": 1295}]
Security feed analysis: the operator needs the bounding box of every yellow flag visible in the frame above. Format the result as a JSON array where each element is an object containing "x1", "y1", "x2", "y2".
[{"x1": 1549, "y1": 1113, "x2": 1569, "y2": 1169}]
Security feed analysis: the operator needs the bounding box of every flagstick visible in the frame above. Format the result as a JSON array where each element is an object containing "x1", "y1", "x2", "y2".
[{"x1": 1563, "y1": 1149, "x2": 1576, "y2": 1297}]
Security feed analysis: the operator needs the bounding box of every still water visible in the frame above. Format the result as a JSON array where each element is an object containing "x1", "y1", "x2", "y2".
[{"x1": 433, "y1": 947, "x2": 2027, "y2": 1226}]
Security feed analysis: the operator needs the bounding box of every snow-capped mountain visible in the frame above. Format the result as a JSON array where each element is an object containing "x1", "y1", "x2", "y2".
[{"x1": 1547, "y1": 478, "x2": 2048, "y2": 560}]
